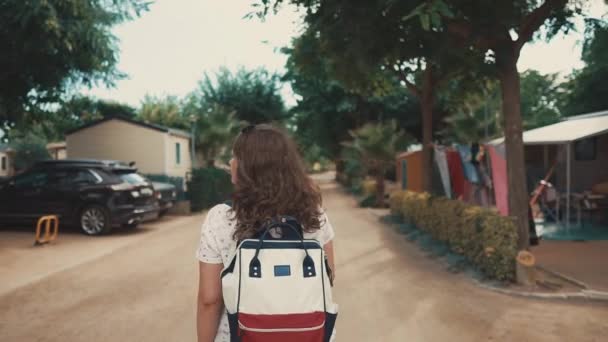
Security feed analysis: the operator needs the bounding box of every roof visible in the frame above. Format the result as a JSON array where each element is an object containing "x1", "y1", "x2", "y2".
[
  {"x1": 34, "y1": 159, "x2": 137, "y2": 172},
  {"x1": 0, "y1": 143, "x2": 14, "y2": 153},
  {"x1": 488, "y1": 110, "x2": 608, "y2": 145},
  {"x1": 396, "y1": 150, "x2": 422, "y2": 159},
  {"x1": 66, "y1": 116, "x2": 191, "y2": 139},
  {"x1": 46, "y1": 141, "x2": 66, "y2": 150},
  {"x1": 563, "y1": 109, "x2": 608, "y2": 121},
  {"x1": 168, "y1": 128, "x2": 191, "y2": 139},
  {"x1": 37, "y1": 159, "x2": 118, "y2": 165}
]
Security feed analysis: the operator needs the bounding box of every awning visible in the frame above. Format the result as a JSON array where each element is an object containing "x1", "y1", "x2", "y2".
[
  {"x1": 488, "y1": 110, "x2": 608, "y2": 145},
  {"x1": 486, "y1": 110, "x2": 608, "y2": 229}
]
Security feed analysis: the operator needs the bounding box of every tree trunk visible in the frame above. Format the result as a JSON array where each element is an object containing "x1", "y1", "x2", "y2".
[
  {"x1": 497, "y1": 46, "x2": 530, "y2": 250},
  {"x1": 420, "y1": 68, "x2": 435, "y2": 193},
  {"x1": 375, "y1": 168, "x2": 386, "y2": 207},
  {"x1": 335, "y1": 158, "x2": 345, "y2": 183}
]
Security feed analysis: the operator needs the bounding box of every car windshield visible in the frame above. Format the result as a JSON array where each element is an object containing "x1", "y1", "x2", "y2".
[{"x1": 119, "y1": 173, "x2": 148, "y2": 185}]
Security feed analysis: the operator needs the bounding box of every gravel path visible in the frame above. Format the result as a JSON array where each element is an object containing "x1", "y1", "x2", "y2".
[{"x1": 1, "y1": 180, "x2": 607, "y2": 341}]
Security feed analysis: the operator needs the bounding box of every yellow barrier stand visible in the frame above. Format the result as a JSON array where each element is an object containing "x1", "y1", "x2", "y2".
[{"x1": 34, "y1": 215, "x2": 59, "y2": 246}]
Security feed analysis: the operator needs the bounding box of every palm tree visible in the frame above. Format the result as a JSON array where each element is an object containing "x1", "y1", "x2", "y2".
[
  {"x1": 344, "y1": 120, "x2": 410, "y2": 207},
  {"x1": 441, "y1": 71, "x2": 562, "y2": 144},
  {"x1": 138, "y1": 95, "x2": 187, "y2": 130},
  {"x1": 184, "y1": 100, "x2": 241, "y2": 167},
  {"x1": 439, "y1": 103, "x2": 500, "y2": 144}
]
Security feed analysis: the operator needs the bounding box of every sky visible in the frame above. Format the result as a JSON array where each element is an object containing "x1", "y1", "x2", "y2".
[
  {"x1": 85, "y1": 0, "x2": 608, "y2": 109},
  {"x1": 85, "y1": 0, "x2": 303, "y2": 107}
]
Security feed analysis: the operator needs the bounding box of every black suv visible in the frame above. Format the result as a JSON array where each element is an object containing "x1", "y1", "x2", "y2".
[{"x1": 0, "y1": 160, "x2": 159, "y2": 235}]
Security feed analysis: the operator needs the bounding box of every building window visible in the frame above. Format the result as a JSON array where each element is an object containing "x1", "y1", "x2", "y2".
[
  {"x1": 1, "y1": 156, "x2": 6, "y2": 170},
  {"x1": 574, "y1": 137, "x2": 596, "y2": 161},
  {"x1": 175, "y1": 142, "x2": 181, "y2": 165}
]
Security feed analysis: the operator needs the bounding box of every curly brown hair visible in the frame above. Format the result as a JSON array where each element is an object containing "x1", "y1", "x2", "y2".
[{"x1": 231, "y1": 124, "x2": 323, "y2": 241}]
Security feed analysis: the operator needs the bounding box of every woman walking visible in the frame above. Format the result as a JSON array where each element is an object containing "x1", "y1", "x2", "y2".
[{"x1": 196, "y1": 124, "x2": 336, "y2": 342}]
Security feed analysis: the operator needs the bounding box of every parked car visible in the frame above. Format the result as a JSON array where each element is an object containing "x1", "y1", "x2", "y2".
[
  {"x1": 0, "y1": 159, "x2": 159, "y2": 235},
  {"x1": 152, "y1": 181, "x2": 177, "y2": 217}
]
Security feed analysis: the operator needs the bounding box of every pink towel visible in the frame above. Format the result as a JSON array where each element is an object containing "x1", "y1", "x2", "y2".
[{"x1": 486, "y1": 144, "x2": 509, "y2": 215}]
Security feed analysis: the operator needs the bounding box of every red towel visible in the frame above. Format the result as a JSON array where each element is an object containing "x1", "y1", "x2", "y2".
[{"x1": 447, "y1": 150, "x2": 465, "y2": 199}]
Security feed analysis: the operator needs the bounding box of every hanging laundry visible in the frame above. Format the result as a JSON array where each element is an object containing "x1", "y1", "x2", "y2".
[
  {"x1": 434, "y1": 146, "x2": 452, "y2": 198},
  {"x1": 486, "y1": 144, "x2": 509, "y2": 216},
  {"x1": 446, "y1": 150, "x2": 465, "y2": 199},
  {"x1": 456, "y1": 144, "x2": 480, "y2": 184}
]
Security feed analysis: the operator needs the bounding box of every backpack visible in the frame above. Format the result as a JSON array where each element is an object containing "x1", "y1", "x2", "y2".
[{"x1": 221, "y1": 216, "x2": 338, "y2": 342}]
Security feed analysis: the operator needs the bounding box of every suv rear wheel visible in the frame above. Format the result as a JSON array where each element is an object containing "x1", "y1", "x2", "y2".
[{"x1": 80, "y1": 205, "x2": 112, "y2": 235}]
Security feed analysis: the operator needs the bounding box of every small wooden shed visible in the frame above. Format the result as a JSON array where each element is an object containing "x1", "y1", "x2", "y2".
[{"x1": 395, "y1": 150, "x2": 424, "y2": 193}]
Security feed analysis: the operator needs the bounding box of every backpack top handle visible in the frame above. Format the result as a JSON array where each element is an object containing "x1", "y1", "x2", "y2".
[
  {"x1": 258, "y1": 216, "x2": 302, "y2": 240},
  {"x1": 248, "y1": 217, "x2": 316, "y2": 279}
]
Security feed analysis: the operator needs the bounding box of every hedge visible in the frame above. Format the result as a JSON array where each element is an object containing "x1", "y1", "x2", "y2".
[
  {"x1": 390, "y1": 191, "x2": 518, "y2": 281},
  {"x1": 187, "y1": 167, "x2": 233, "y2": 212},
  {"x1": 361, "y1": 179, "x2": 376, "y2": 198}
]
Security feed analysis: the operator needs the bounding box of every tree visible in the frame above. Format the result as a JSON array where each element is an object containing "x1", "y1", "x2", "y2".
[
  {"x1": 257, "y1": 0, "x2": 480, "y2": 192},
  {"x1": 0, "y1": 0, "x2": 149, "y2": 125},
  {"x1": 93, "y1": 99, "x2": 137, "y2": 118},
  {"x1": 440, "y1": 70, "x2": 561, "y2": 143},
  {"x1": 519, "y1": 70, "x2": 561, "y2": 128},
  {"x1": 9, "y1": 132, "x2": 50, "y2": 172},
  {"x1": 560, "y1": 20, "x2": 608, "y2": 115},
  {"x1": 1, "y1": 95, "x2": 135, "y2": 143},
  {"x1": 183, "y1": 98, "x2": 242, "y2": 167},
  {"x1": 432, "y1": 0, "x2": 589, "y2": 249},
  {"x1": 283, "y1": 31, "x2": 421, "y2": 163},
  {"x1": 344, "y1": 120, "x2": 411, "y2": 207},
  {"x1": 138, "y1": 95, "x2": 188, "y2": 130},
  {"x1": 194, "y1": 67, "x2": 288, "y2": 124},
  {"x1": 258, "y1": 0, "x2": 591, "y2": 248}
]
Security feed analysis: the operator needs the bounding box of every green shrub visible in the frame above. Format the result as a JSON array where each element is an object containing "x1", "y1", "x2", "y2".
[
  {"x1": 10, "y1": 134, "x2": 50, "y2": 171},
  {"x1": 144, "y1": 174, "x2": 187, "y2": 200},
  {"x1": 187, "y1": 167, "x2": 233, "y2": 212},
  {"x1": 390, "y1": 190, "x2": 518, "y2": 281},
  {"x1": 389, "y1": 191, "x2": 405, "y2": 214},
  {"x1": 361, "y1": 179, "x2": 376, "y2": 197},
  {"x1": 477, "y1": 213, "x2": 519, "y2": 281},
  {"x1": 359, "y1": 194, "x2": 375, "y2": 208},
  {"x1": 302, "y1": 144, "x2": 332, "y2": 173},
  {"x1": 348, "y1": 177, "x2": 363, "y2": 195},
  {"x1": 339, "y1": 147, "x2": 364, "y2": 187}
]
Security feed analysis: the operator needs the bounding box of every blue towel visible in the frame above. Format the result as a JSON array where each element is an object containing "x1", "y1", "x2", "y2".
[{"x1": 456, "y1": 145, "x2": 480, "y2": 184}]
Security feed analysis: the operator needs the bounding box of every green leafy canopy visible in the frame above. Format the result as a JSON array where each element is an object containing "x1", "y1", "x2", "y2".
[{"x1": 0, "y1": 0, "x2": 150, "y2": 124}]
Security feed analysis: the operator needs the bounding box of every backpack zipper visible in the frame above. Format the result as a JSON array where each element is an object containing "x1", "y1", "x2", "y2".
[{"x1": 238, "y1": 321, "x2": 325, "y2": 333}]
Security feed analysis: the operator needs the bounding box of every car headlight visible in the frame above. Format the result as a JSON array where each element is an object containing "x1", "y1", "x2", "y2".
[
  {"x1": 111, "y1": 182, "x2": 134, "y2": 191},
  {"x1": 172, "y1": 191, "x2": 177, "y2": 198},
  {"x1": 131, "y1": 191, "x2": 140, "y2": 198}
]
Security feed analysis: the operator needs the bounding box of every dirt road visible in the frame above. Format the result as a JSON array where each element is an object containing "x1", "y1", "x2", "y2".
[{"x1": 1, "y1": 181, "x2": 607, "y2": 341}]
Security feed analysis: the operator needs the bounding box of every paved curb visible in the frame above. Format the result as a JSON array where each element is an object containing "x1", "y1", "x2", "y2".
[
  {"x1": 475, "y1": 280, "x2": 608, "y2": 302},
  {"x1": 536, "y1": 264, "x2": 590, "y2": 289}
]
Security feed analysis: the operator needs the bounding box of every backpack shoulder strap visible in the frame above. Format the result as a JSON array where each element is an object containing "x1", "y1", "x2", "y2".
[{"x1": 252, "y1": 215, "x2": 304, "y2": 240}]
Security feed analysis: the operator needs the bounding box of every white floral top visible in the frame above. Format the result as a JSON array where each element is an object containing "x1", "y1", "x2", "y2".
[{"x1": 196, "y1": 203, "x2": 336, "y2": 342}]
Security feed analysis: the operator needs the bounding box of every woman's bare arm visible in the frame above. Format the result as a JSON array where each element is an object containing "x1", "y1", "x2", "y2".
[
  {"x1": 324, "y1": 240, "x2": 336, "y2": 284},
  {"x1": 197, "y1": 262, "x2": 224, "y2": 342}
]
